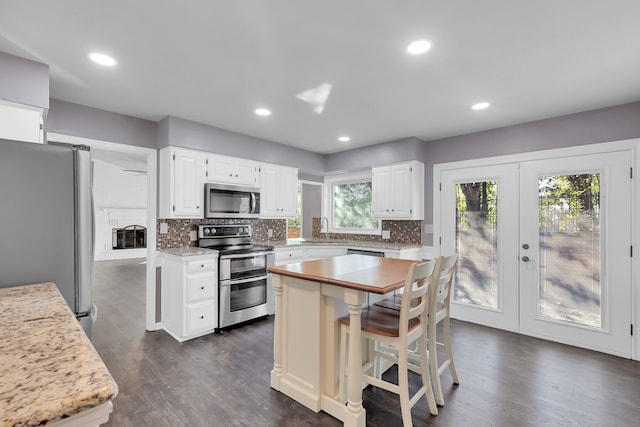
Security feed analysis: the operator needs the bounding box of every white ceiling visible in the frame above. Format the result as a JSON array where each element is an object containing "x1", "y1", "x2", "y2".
[{"x1": 1, "y1": 1, "x2": 639, "y2": 154}]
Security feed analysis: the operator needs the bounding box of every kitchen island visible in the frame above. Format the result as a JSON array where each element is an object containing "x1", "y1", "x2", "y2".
[
  {"x1": 0, "y1": 283, "x2": 118, "y2": 426},
  {"x1": 267, "y1": 254, "x2": 419, "y2": 427}
]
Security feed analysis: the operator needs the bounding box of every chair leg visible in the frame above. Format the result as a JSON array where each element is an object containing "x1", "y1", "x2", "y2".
[
  {"x1": 443, "y1": 316, "x2": 459, "y2": 385},
  {"x1": 338, "y1": 324, "x2": 348, "y2": 403},
  {"x1": 419, "y1": 334, "x2": 438, "y2": 416},
  {"x1": 429, "y1": 319, "x2": 445, "y2": 406},
  {"x1": 397, "y1": 346, "x2": 413, "y2": 427}
]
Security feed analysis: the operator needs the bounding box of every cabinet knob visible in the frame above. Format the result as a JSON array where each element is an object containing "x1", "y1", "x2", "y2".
[
  {"x1": 201, "y1": 264, "x2": 204, "y2": 267},
  {"x1": 201, "y1": 286, "x2": 204, "y2": 290},
  {"x1": 229, "y1": 173, "x2": 233, "y2": 176},
  {"x1": 200, "y1": 315, "x2": 204, "y2": 319}
]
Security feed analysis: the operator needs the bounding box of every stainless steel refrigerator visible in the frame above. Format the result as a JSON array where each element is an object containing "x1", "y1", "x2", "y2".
[{"x1": 0, "y1": 139, "x2": 95, "y2": 337}]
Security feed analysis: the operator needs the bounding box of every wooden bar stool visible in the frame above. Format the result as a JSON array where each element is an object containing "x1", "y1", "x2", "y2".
[{"x1": 337, "y1": 260, "x2": 440, "y2": 426}]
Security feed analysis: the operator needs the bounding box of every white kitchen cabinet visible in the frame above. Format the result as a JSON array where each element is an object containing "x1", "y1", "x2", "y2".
[
  {"x1": 206, "y1": 153, "x2": 259, "y2": 187},
  {"x1": 260, "y1": 163, "x2": 298, "y2": 218},
  {"x1": 382, "y1": 247, "x2": 422, "y2": 260},
  {"x1": 159, "y1": 147, "x2": 206, "y2": 218},
  {"x1": 160, "y1": 253, "x2": 218, "y2": 342},
  {"x1": 275, "y1": 246, "x2": 346, "y2": 264},
  {"x1": 0, "y1": 100, "x2": 43, "y2": 143},
  {"x1": 306, "y1": 247, "x2": 346, "y2": 261},
  {"x1": 372, "y1": 161, "x2": 424, "y2": 220},
  {"x1": 275, "y1": 244, "x2": 420, "y2": 265},
  {"x1": 275, "y1": 247, "x2": 306, "y2": 265}
]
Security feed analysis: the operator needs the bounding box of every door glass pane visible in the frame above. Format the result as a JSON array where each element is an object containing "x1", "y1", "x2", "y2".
[
  {"x1": 538, "y1": 173, "x2": 601, "y2": 327},
  {"x1": 454, "y1": 181, "x2": 498, "y2": 309}
]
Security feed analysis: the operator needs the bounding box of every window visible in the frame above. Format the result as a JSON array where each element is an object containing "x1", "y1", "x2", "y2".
[{"x1": 325, "y1": 174, "x2": 380, "y2": 235}]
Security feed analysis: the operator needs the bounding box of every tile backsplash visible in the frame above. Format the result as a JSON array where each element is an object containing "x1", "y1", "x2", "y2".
[
  {"x1": 156, "y1": 218, "x2": 286, "y2": 250},
  {"x1": 156, "y1": 217, "x2": 422, "y2": 250},
  {"x1": 311, "y1": 217, "x2": 422, "y2": 245}
]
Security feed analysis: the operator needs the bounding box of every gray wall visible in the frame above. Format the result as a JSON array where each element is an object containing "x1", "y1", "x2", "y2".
[
  {"x1": 420, "y1": 101, "x2": 640, "y2": 245},
  {"x1": 321, "y1": 102, "x2": 640, "y2": 246},
  {"x1": 46, "y1": 99, "x2": 157, "y2": 149},
  {"x1": 325, "y1": 137, "x2": 425, "y2": 172},
  {"x1": 158, "y1": 116, "x2": 326, "y2": 176},
  {"x1": 0, "y1": 51, "x2": 49, "y2": 109},
  {"x1": 302, "y1": 183, "x2": 322, "y2": 238}
]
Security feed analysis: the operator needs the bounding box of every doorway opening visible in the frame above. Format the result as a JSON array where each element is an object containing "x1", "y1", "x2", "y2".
[{"x1": 47, "y1": 133, "x2": 158, "y2": 331}]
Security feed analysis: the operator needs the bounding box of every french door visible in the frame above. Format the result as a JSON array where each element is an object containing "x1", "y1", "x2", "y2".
[
  {"x1": 440, "y1": 164, "x2": 519, "y2": 331},
  {"x1": 439, "y1": 150, "x2": 632, "y2": 357}
]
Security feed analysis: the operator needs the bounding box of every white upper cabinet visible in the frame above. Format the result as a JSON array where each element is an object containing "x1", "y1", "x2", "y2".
[
  {"x1": 372, "y1": 161, "x2": 424, "y2": 220},
  {"x1": 206, "y1": 153, "x2": 259, "y2": 187},
  {"x1": 0, "y1": 100, "x2": 43, "y2": 143},
  {"x1": 260, "y1": 163, "x2": 298, "y2": 218},
  {"x1": 159, "y1": 147, "x2": 206, "y2": 218}
]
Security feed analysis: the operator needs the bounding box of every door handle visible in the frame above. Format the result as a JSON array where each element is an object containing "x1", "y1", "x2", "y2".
[{"x1": 522, "y1": 256, "x2": 535, "y2": 262}]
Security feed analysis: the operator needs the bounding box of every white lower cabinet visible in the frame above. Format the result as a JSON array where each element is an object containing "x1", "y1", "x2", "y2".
[
  {"x1": 306, "y1": 247, "x2": 347, "y2": 261},
  {"x1": 275, "y1": 248, "x2": 306, "y2": 265},
  {"x1": 160, "y1": 253, "x2": 218, "y2": 341},
  {"x1": 383, "y1": 247, "x2": 422, "y2": 260},
  {"x1": 275, "y1": 245, "x2": 421, "y2": 265}
]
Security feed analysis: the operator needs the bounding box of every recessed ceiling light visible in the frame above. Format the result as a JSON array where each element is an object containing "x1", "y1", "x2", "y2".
[
  {"x1": 88, "y1": 52, "x2": 116, "y2": 66},
  {"x1": 338, "y1": 136, "x2": 350, "y2": 142},
  {"x1": 471, "y1": 102, "x2": 490, "y2": 110},
  {"x1": 407, "y1": 40, "x2": 431, "y2": 55},
  {"x1": 255, "y1": 108, "x2": 271, "y2": 116}
]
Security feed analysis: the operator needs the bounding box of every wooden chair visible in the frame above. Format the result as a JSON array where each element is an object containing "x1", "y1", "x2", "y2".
[
  {"x1": 337, "y1": 260, "x2": 439, "y2": 426},
  {"x1": 428, "y1": 254, "x2": 460, "y2": 406}
]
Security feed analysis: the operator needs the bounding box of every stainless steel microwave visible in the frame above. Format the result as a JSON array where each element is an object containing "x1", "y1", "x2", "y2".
[{"x1": 204, "y1": 183, "x2": 261, "y2": 218}]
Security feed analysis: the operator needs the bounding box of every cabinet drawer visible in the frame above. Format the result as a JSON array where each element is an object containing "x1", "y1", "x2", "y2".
[
  {"x1": 307, "y1": 247, "x2": 346, "y2": 260},
  {"x1": 275, "y1": 249, "x2": 305, "y2": 265},
  {"x1": 186, "y1": 301, "x2": 217, "y2": 334},
  {"x1": 187, "y1": 258, "x2": 217, "y2": 273},
  {"x1": 187, "y1": 273, "x2": 216, "y2": 303}
]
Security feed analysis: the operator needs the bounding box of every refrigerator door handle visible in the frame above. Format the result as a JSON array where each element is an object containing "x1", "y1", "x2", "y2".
[{"x1": 74, "y1": 146, "x2": 94, "y2": 315}]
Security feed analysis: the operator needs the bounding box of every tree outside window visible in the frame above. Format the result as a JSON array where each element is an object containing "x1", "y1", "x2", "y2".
[{"x1": 330, "y1": 178, "x2": 379, "y2": 233}]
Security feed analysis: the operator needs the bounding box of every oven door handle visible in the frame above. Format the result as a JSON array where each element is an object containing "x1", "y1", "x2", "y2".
[
  {"x1": 220, "y1": 251, "x2": 274, "y2": 260},
  {"x1": 220, "y1": 275, "x2": 269, "y2": 286}
]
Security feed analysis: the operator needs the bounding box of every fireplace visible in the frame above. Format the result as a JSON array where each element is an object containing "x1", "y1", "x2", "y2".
[{"x1": 112, "y1": 225, "x2": 147, "y2": 249}]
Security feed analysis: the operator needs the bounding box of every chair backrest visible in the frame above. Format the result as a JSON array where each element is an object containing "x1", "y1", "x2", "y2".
[
  {"x1": 431, "y1": 254, "x2": 458, "y2": 321},
  {"x1": 399, "y1": 259, "x2": 438, "y2": 330}
]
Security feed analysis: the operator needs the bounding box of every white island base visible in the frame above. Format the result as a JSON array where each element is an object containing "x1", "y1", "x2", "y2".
[{"x1": 270, "y1": 274, "x2": 367, "y2": 427}]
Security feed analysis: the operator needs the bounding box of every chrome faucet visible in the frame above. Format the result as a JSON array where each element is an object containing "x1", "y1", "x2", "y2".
[{"x1": 321, "y1": 216, "x2": 329, "y2": 241}]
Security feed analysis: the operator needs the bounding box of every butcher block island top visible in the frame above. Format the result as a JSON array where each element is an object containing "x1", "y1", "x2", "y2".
[
  {"x1": 267, "y1": 254, "x2": 419, "y2": 294},
  {"x1": 0, "y1": 283, "x2": 118, "y2": 427}
]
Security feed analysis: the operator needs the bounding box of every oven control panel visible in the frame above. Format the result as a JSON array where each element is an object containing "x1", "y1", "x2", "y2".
[{"x1": 199, "y1": 224, "x2": 251, "y2": 239}]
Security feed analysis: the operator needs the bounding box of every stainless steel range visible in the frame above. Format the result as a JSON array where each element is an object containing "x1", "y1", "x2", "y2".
[{"x1": 197, "y1": 224, "x2": 275, "y2": 329}]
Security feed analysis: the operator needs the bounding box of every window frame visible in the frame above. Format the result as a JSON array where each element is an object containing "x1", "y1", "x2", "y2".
[{"x1": 323, "y1": 172, "x2": 381, "y2": 236}]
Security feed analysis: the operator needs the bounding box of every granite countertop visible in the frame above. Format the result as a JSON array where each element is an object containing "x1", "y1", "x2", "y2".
[
  {"x1": 159, "y1": 247, "x2": 219, "y2": 257},
  {"x1": 259, "y1": 239, "x2": 421, "y2": 251},
  {"x1": 0, "y1": 283, "x2": 118, "y2": 427}
]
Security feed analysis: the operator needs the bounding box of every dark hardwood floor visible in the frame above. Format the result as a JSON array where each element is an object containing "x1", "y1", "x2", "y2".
[{"x1": 92, "y1": 258, "x2": 640, "y2": 426}]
